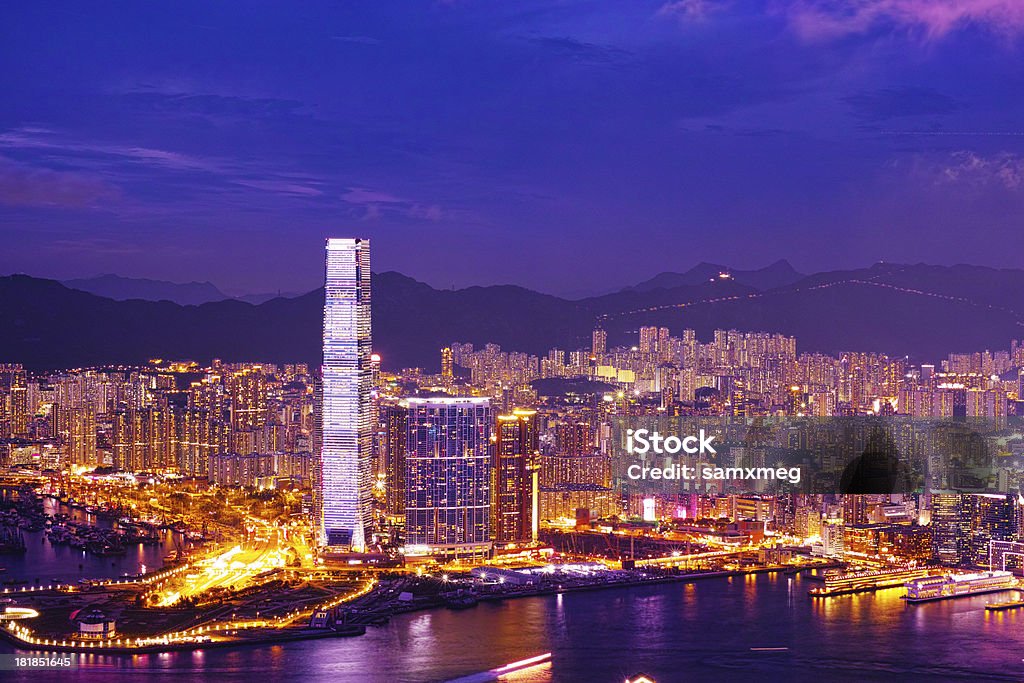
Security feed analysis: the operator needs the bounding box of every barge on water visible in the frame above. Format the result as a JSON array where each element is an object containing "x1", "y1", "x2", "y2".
[{"x1": 985, "y1": 597, "x2": 1024, "y2": 611}]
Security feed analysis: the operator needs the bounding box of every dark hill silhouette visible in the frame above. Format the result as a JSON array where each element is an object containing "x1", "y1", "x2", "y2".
[
  {"x1": 64, "y1": 274, "x2": 230, "y2": 305},
  {"x1": 2, "y1": 263, "x2": 1024, "y2": 371},
  {"x1": 628, "y1": 259, "x2": 804, "y2": 292}
]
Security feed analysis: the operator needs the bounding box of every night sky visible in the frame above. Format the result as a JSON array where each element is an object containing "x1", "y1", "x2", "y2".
[{"x1": 2, "y1": 1, "x2": 1024, "y2": 297}]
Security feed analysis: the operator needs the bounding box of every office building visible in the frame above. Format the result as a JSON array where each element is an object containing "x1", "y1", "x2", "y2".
[
  {"x1": 317, "y1": 238, "x2": 373, "y2": 550},
  {"x1": 493, "y1": 408, "x2": 538, "y2": 545},
  {"x1": 405, "y1": 397, "x2": 492, "y2": 558}
]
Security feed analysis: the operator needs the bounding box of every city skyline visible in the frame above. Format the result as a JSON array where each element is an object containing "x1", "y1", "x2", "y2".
[
  {"x1": 6, "y1": 3, "x2": 1024, "y2": 680},
  {"x1": 5, "y1": 300, "x2": 1024, "y2": 679},
  {"x1": 5, "y1": 3, "x2": 1024, "y2": 296}
]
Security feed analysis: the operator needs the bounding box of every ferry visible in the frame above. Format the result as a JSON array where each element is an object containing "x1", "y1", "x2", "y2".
[{"x1": 904, "y1": 571, "x2": 1016, "y2": 603}]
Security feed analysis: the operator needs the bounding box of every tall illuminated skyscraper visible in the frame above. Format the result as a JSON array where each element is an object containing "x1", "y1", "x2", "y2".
[
  {"x1": 493, "y1": 409, "x2": 539, "y2": 544},
  {"x1": 317, "y1": 237, "x2": 373, "y2": 550}
]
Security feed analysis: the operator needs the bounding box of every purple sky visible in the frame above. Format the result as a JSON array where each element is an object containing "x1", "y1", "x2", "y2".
[{"x1": 2, "y1": 1, "x2": 1024, "y2": 297}]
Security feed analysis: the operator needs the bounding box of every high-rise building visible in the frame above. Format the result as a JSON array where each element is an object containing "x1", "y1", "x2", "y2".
[
  {"x1": 316, "y1": 238, "x2": 373, "y2": 550},
  {"x1": 404, "y1": 397, "x2": 492, "y2": 558},
  {"x1": 228, "y1": 367, "x2": 267, "y2": 432},
  {"x1": 0, "y1": 364, "x2": 29, "y2": 438},
  {"x1": 639, "y1": 326, "x2": 659, "y2": 354},
  {"x1": 931, "y1": 492, "x2": 968, "y2": 565},
  {"x1": 380, "y1": 401, "x2": 408, "y2": 517},
  {"x1": 966, "y1": 494, "x2": 1016, "y2": 567},
  {"x1": 112, "y1": 407, "x2": 172, "y2": 472},
  {"x1": 441, "y1": 347, "x2": 454, "y2": 387},
  {"x1": 592, "y1": 328, "x2": 607, "y2": 357},
  {"x1": 493, "y1": 408, "x2": 538, "y2": 545},
  {"x1": 842, "y1": 495, "x2": 869, "y2": 526}
]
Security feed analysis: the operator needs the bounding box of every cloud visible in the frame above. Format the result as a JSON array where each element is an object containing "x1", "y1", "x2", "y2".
[
  {"x1": 234, "y1": 179, "x2": 324, "y2": 197},
  {"x1": 527, "y1": 36, "x2": 632, "y2": 65},
  {"x1": 341, "y1": 187, "x2": 405, "y2": 204},
  {"x1": 117, "y1": 89, "x2": 309, "y2": 120},
  {"x1": 900, "y1": 150, "x2": 1024, "y2": 191},
  {"x1": 0, "y1": 127, "x2": 335, "y2": 204},
  {"x1": 0, "y1": 128, "x2": 223, "y2": 173},
  {"x1": 341, "y1": 187, "x2": 444, "y2": 221},
  {"x1": 843, "y1": 87, "x2": 963, "y2": 121},
  {"x1": 409, "y1": 203, "x2": 443, "y2": 221},
  {"x1": 786, "y1": 0, "x2": 1024, "y2": 42},
  {"x1": 658, "y1": 0, "x2": 725, "y2": 22},
  {"x1": 361, "y1": 203, "x2": 382, "y2": 221},
  {"x1": 0, "y1": 156, "x2": 120, "y2": 208},
  {"x1": 938, "y1": 151, "x2": 1024, "y2": 189}
]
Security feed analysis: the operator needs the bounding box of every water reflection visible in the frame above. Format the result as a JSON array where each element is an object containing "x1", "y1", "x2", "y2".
[
  {"x1": 3, "y1": 499, "x2": 180, "y2": 583},
  {"x1": 1, "y1": 573, "x2": 1022, "y2": 682}
]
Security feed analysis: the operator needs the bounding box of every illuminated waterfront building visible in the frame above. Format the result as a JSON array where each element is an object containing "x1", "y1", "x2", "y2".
[
  {"x1": 404, "y1": 397, "x2": 492, "y2": 558},
  {"x1": 820, "y1": 519, "x2": 845, "y2": 557},
  {"x1": 316, "y1": 237, "x2": 374, "y2": 550},
  {"x1": 931, "y1": 492, "x2": 969, "y2": 566},
  {"x1": 493, "y1": 409, "x2": 539, "y2": 544},
  {"x1": 879, "y1": 524, "x2": 933, "y2": 562},
  {"x1": 966, "y1": 493, "x2": 1017, "y2": 567}
]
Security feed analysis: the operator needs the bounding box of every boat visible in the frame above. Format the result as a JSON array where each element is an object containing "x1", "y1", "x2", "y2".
[
  {"x1": 331, "y1": 623, "x2": 367, "y2": 636},
  {"x1": 0, "y1": 526, "x2": 27, "y2": 554},
  {"x1": 904, "y1": 571, "x2": 1016, "y2": 603},
  {"x1": 985, "y1": 598, "x2": 1024, "y2": 611},
  {"x1": 444, "y1": 593, "x2": 479, "y2": 610},
  {"x1": 89, "y1": 542, "x2": 127, "y2": 556}
]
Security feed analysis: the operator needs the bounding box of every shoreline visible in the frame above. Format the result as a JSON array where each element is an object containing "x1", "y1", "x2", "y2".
[
  {"x1": 1, "y1": 564, "x2": 827, "y2": 656},
  {"x1": 0, "y1": 624, "x2": 367, "y2": 655}
]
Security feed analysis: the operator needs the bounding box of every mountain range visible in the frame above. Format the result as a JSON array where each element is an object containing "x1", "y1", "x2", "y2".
[
  {"x1": 2, "y1": 262, "x2": 1023, "y2": 371},
  {"x1": 63, "y1": 274, "x2": 305, "y2": 306},
  {"x1": 626, "y1": 259, "x2": 805, "y2": 292}
]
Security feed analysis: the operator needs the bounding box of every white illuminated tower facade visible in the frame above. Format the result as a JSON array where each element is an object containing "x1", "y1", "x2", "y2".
[{"x1": 317, "y1": 237, "x2": 373, "y2": 550}]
